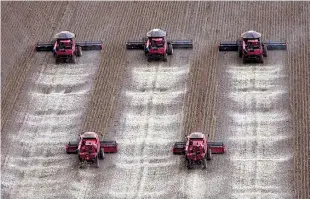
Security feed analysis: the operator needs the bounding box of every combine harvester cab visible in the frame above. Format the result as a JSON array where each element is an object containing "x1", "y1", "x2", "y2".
[
  {"x1": 35, "y1": 31, "x2": 103, "y2": 63},
  {"x1": 126, "y1": 28, "x2": 193, "y2": 62},
  {"x1": 65, "y1": 132, "x2": 118, "y2": 168},
  {"x1": 172, "y1": 132, "x2": 225, "y2": 169},
  {"x1": 218, "y1": 30, "x2": 287, "y2": 63}
]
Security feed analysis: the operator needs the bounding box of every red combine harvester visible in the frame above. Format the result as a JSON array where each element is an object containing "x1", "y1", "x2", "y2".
[
  {"x1": 65, "y1": 132, "x2": 118, "y2": 168},
  {"x1": 173, "y1": 132, "x2": 225, "y2": 169},
  {"x1": 218, "y1": 30, "x2": 287, "y2": 63},
  {"x1": 36, "y1": 31, "x2": 103, "y2": 63},
  {"x1": 126, "y1": 28, "x2": 193, "y2": 62}
]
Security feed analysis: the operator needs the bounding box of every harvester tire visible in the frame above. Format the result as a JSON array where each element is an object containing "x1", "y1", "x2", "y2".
[
  {"x1": 163, "y1": 54, "x2": 168, "y2": 62},
  {"x1": 71, "y1": 56, "x2": 76, "y2": 63},
  {"x1": 99, "y1": 149, "x2": 104, "y2": 160},
  {"x1": 206, "y1": 148, "x2": 212, "y2": 161},
  {"x1": 186, "y1": 159, "x2": 193, "y2": 169},
  {"x1": 147, "y1": 56, "x2": 152, "y2": 62},
  {"x1": 202, "y1": 159, "x2": 207, "y2": 169},
  {"x1": 167, "y1": 44, "x2": 173, "y2": 55},
  {"x1": 238, "y1": 46, "x2": 242, "y2": 58},
  {"x1": 242, "y1": 56, "x2": 247, "y2": 64},
  {"x1": 95, "y1": 156, "x2": 100, "y2": 168},
  {"x1": 76, "y1": 46, "x2": 82, "y2": 57},
  {"x1": 144, "y1": 48, "x2": 149, "y2": 56},
  {"x1": 263, "y1": 45, "x2": 267, "y2": 57}
]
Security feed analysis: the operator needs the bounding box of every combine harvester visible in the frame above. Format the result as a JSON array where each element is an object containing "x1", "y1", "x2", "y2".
[
  {"x1": 36, "y1": 31, "x2": 103, "y2": 63},
  {"x1": 218, "y1": 30, "x2": 287, "y2": 63},
  {"x1": 65, "y1": 132, "x2": 118, "y2": 168},
  {"x1": 173, "y1": 132, "x2": 225, "y2": 169},
  {"x1": 126, "y1": 28, "x2": 193, "y2": 62}
]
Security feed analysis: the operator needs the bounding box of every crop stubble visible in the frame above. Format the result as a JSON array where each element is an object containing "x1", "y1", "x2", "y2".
[{"x1": 1, "y1": 2, "x2": 309, "y2": 198}]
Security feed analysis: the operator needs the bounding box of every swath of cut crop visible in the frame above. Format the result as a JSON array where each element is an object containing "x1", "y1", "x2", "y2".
[
  {"x1": 102, "y1": 52, "x2": 190, "y2": 199},
  {"x1": 1, "y1": 52, "x2": 100, "y2": 199},
  {"x1": 227, "y1": 63, "x2": 293, "y2": 198}
]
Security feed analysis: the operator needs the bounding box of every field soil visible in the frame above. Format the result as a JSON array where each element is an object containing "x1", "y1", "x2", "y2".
[{"x1": 1, "y1": 2, "x2": 309, "y2": 199}]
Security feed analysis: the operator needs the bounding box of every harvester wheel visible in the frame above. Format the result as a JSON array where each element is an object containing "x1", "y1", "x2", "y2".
[
  {"x1": 95, "y1": 156, "x2": 99, "y2": 168},
  {"x1": 163, "y1": 54, "x2": 168, "y2": 62},
  {"x1": 263, "y1": 45, "x2": 267, "y2": 57},
  {"x1": 76, "y1": 46, "x2": 82, "y2": 57},
  {"x1": 242, "y1": 55, "x2": 247, "y2": 64},
  {"x1": 260, "y1": 56, "x2": 264, "y2": 63},
  {"x1": 71, "y1": 56, "x2": 76, "y2": 63},
  {"x1": 186, "y1": 159, "x2": 193, "y2": 169},
  {"x1": 79, "y1": 161, "x2": 87, "y2": 169},
  {"x1": 206, "y1": 148, "x2": 212, "y2": 161},
  {"x1": 144, "y1": 48, "x2": 149, "y2": 56},
  {"x1": 99, "y1": 149, "x2": 104, "y2": 160},
  {"x1": 147, "y1": 56, "x2": 152, "y2": 62},
  {"x1": 202, "y1": 159, "x2": 207, "y2": 169},
  {"x1": 167, "y1": 44, "x2": 173, "y2": 55},
  {"x1": 238, "y1": 46, "x2": 242, "y2": 58}
]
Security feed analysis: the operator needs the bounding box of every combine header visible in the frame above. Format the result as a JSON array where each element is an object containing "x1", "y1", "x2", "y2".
[
  {"x1": 219, "y1": 30, "x2": 287, "y2": 63},
  {"x1": 36, "y1": 31, "x2": 103, "y2": 63},
  {"x1": 173, "y1": 132, "x2": 225, "y2": 169},
  {"x1": 126, "y1": 28, "x2": 193, "y2": 62},
  {"x1": 65, "y1": 132, "x2": 118, "y2": 168}
]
